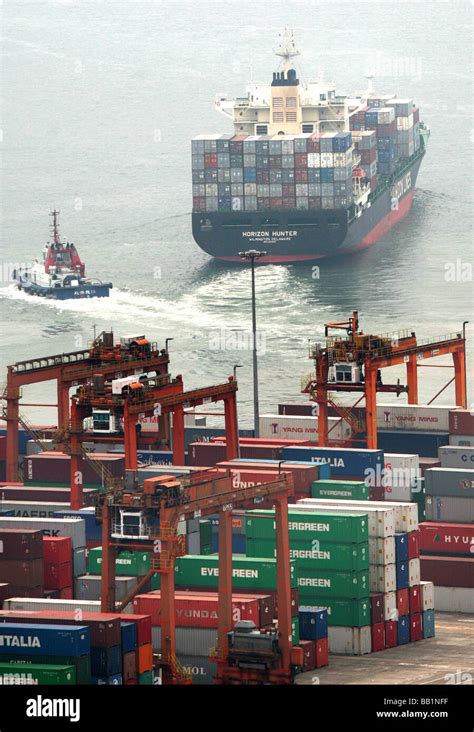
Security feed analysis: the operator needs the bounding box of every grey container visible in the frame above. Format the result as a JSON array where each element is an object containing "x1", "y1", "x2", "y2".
[
  {"x1": 245, "y1": 196, "x2": 257, "y2": 211},
  {"x1": 269, "y1": 140, "x2": 282, "y2": 154},
  {"x1": 217, "y1": 169, "x2": 231, "y2": 183},
  {"x1": 74, "y1": 575, "x2": 139, "y2": 602},
  {"x1": 73, "y1": 546, "x2": 87, "y2": 577},
  {"x1": 179, "y1": 655, "x2": 217, "y2": 685},
  {"x1": 205, "y1": 197, "x2": 218, "y2": 212},
  {"x1": 438, "y1": 446, "x2": 474, "y2": 470},
  {"x1": 269, "y1": 170, "x2": 283, "y2": 183},
  {"x1": 257, "y1": 184, "x2": 270, "y2": 197},
  {"x1": 270, "y1": 184, "x2": 283, "y2": 197},
  {"x1": 425, "y1": 468, "x2": 474, "y2": 498},
  {"x1": 152, "y1": 627, "x2": 217, "y2": 656},
  {"x1": 296, "y1": 184, "x2": 308, "y2": 197},
  {"x1": 191, "y1": 155, "x2": 205, "y2": 170},
  {"x1": 191, "y1": 140, "x2": 205, "y2": 155},
  {"x1": 243, "y1": 154, "x2": 256, "y2": 168},
  {"x1": 282, "y1": 155, "x2": 294, "y2": 168},
  {"x1": 0, "y1": 501, "x2": 70, "y2": 518},
  {"x1": 230, "y1": 168, "x2": 243, "y2": 183},
  {"x1": 296, "y1": 197, "x2": 309, "y2": 210},
  {"x1": 187, "y1": 532, "x2": 200, "y2": 555},
  {"x1": 0, "y1": 517, "x2": 86, "y2": 549},
  {"x1": 217, "y1": 153, "x2": 230, "y2": 168},
  {"x1": 231, "y1": 183, "x2": 244, "y2": 196},
  {"x1": 425, "y1": 495, "x2": 474, "y2": 523},
  {"x1": 281, "y1": 139, "x2": 294, "y2": 155}
]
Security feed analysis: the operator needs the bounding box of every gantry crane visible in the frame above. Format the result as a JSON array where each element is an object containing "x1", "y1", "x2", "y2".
[
  {"x1": 90, "y1": 469, "x2": 301, "y2": 685},
  {"x1": 2, "y1": 331, "x2": 170, "y2": 481},
  {"x1": 64, "y1": 374, "x2": 239, "y2": 509},
  {"x1": 302, "y1": 311, "x2": 467, "y2": 448}
]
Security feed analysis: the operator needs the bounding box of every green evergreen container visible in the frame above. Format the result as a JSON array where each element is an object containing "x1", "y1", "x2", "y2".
[
  {"x1": 3, "y1": 654, "x2": 90, "y2": 684},
  {"x1": 173, "y1": 555, "x2": 297, "y2": 590},
  {"x1": 138, "y1": 670, "x2": 154, "y2": 685},
  {"x1": 291, "y1": 617, "x2": 300, "y2": 645},
  {"x1": 311, "y1": 479, "x2": 369, "y2": 501},
  {"x1": 297, "y1": 597, "x2": 371, "y2": 627},
  {"x1": 297, "y1": 568, "x2": 369, "y2": 599},
  {"x1": 246, "y1": 509, "x2": 368, "y2": 544},
  {"x1": 246, "y1": 537, "x2": 369, "y2": 571},
  {"x1": 88, "y1": 547, "x2": 150, "y2": 576},
  {"x1": 0, "y1": 662, "x2": 76, "y2": 685}
]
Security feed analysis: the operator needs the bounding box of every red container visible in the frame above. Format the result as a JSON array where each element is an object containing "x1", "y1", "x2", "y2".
[
  {"x1": 449, "y1": 409, "x2": 474, "y2": 436},
  {"x1": 282, "y1": 184, "x2": 295, "y2": 197},
  {"x1": 217, "y1": 461, "x2": 317, "y2": 493},
  {"x1": 282, "y1": 197, "x2": 296, "y2": 209},
  {"x1": 307, "y1": 135, "x2": 320, "y2": 153},
  {"x1": 299, "y1": 639, "x2": 316, "y2": 671},
  {"x1": 122, "y1": 651, "x2": 138, "y2": 682},
  {"x1": 204, "y1": 153, "x2": 217, "y2": 168},
  {"x1": 0, "y1": 558, "x2": 43, "y2": 587},
  {"x1": 0, "y1": 437, "x2": 6, "y2": 461},
  {"x1": 5, "y1": 585, "x2": 43, "y2": 597},
  {"x1": 215, "y1": 467, "x2": 294, "y2": 494},
  {"x1": 269, "y1": 198, "x2": 283, "y2": 208},
  {"x1": 0, "y1": 529, "x2": 44, "y2": 560},
  {"x1": 0, "y1": 610, "x2": 122, "y2": 647},
  {"x1": 409, "y1": 586, "x2": 421, "y2": 614},
  {"x1": 0, "y1": 583, "x2": 11, "y2": 603},
  {"x1": 125, "y1": 679, "x2": 138, "y2": 685},
  {"x1": 269, "y1": 155, "x2": 282, "y2": 169},
  {"x1": 397, "y1": 588, "x2": 409, "y2": 616},
  {"x1": 360, "y1": 148, "x2": 377, "y2": 164},
  {"x1": 420, "y1": 556, "x2": 474, "y2": 588},
  {"x1": 418, "y1": 458, "x2": 441, "y2": 475},
  {"x1": 409, "y1": 613, "x2": 423, "y2": 642},
  {"x1": 256, "y1": 170, "x2": 270, "y2": 184},
  {"x1": 0, "y1": 486, "x2": 96, "y2": 503},
  {"x1": 24, "y1": 452, "x2": 124, "y2": 485},
  {"x1": 313, "y1": 637, "x2": 329, "y2": 668},
  {"x1": 295, "y1": 153, "x2": 308, "y2": 168},
  {"x1": 44, "y1": 561, "x2": 73, "y2": 590},
  {"x1": 43, "y1": 536, "x2": 72, "y2": 564},
  {"x1": 370, "y1": 593, "x2": 385, "y2": 624},
  {"x1": 371, "y1": 622, "x2": 385, "y2": 652},
  {"x1": 257, "y1": 197, "x2": 270, "y2": 210},
  {"x1": 369, "y1": 486, "x2": 385, "y2": 501},
  {"x1": 119, "y1": 613, "x2": 152, "y2": 646},
  {"x1": 192, "y1": 196, "x2": 206, "y2": 212},
  {"x1": 59, "y1": 586, "x2": 73, "y2": 599},
  {"x1": 295, "y1": 169, "x2": 308, "y2": 183},
  {"x1": 419, "y1": 523, "x2": 474, "y2": 557},
  {"x1": 407, "y1": 531, "x2": 419, "y2": 560},
  {"x1": 385, "y1": 620, "x2": 398, "y2": 648},
  {"x1": 413, "y1": 107, "x2": 420, "y2": 123},
  {"x1": 133, "y1": 592, "x2": 260, "y2": 628}
]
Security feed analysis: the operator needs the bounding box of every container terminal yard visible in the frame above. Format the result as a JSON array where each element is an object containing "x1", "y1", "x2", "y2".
[{"x1": 0, "y1": 315, "x2": 472, "y2": 688}]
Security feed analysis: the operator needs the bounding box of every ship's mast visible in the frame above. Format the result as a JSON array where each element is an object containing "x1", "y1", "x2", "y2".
[
  {"x1": 274, "y1": 28, "x2": 300, "y2": 72},
  {"x1": 50, "y1": 209, "x2": 61, "y2": 246}
]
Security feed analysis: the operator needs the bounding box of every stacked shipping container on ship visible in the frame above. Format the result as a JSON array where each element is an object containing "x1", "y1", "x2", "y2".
[{"x1": 0, "y1": 529, "x2": 44, "y2": 598}]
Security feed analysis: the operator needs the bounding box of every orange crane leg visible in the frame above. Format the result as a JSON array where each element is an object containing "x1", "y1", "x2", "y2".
[{"x1": 406, "y1": 356, "x2": 419, "y2": 404}]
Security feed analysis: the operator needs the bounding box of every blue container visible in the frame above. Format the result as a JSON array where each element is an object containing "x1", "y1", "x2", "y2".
[
  {"x1": 320, "y1": 168, "x2": 334, "y2": 182},
  {"x1": 210, "y1": 533, "x2": 246, "y2": 554},
  {"x1": 0, "y1": 623, "x2": 90, "y2": 658},
  {"x1": 397, "y1": 616, "x2": 410, "y2": 645},
  {"x1": 92, "y1": 674, "x2": 123, "y2": 685},
  {"x1": 281, "y1": 446, "x2": 383, "y2": 479},
  {"x1": 422, "y1": 610, "x2": 435, "y2": 639},
  {"x1": 120, "y1": 623, "x2": 137, "y2": 654},
  {"x1": 299, "y1": 606, "x2": 328, "y2": 640},
  {"x1": 308, "y1": 169, "x2": 321, "y2": 183},
  {"x1": 91, "y1": 645, "x2": 122, "y2": 677},
  {"x1": 377, "y1": 431, "x2": 449, "y2": 458},
  {"x1": 218, "y1": 197, "x2": 231, "y2": 210},
  {"x1": 53, "y1": 508, "x2": 101, "y2": 541},
  {"x1": 243, "y1": 168, "x2": 257, "y2": 182},
  {"x1": 395, "y1": 533, "x2": 408, "y2": 563},
  {"x1": 396, "y1": 561, "x2": 409, "y2": 590}
]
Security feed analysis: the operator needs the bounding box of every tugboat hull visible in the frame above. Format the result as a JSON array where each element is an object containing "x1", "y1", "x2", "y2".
[{"x1": 17, "y1": 281, "x2": 112, "y2": 299}]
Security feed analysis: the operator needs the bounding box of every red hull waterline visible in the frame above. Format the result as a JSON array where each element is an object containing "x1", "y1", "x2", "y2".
[{"x1": 218, "y1": 189, "x2": 416, "y2": 264}]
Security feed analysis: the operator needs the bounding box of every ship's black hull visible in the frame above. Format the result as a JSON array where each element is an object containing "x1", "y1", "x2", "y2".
[{"x1": 192, "y1": 153, "x2": 424, "y2": 263}]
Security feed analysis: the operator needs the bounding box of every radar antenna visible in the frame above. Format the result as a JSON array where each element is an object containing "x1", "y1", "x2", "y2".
[
  {"x1": 50, "y1": 209, "x2": 61, "y2": 246},
  {"x1": 274, "y1": 28, "x2": 300, "y2": 69}
]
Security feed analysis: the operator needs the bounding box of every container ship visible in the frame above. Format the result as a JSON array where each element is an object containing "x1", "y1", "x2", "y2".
[
  {"x1": 191, "y1": 31, "x2": 429, "y2": 263},
  {"x1": 13, "y1": 210, "x2": 113, "y2": 299}
]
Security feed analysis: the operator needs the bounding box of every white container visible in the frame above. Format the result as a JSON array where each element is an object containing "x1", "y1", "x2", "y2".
[
  {"x1": 0, "y1": 517, "x2": 86, "y2": 549},
  {"x1": 449, "y1": 434, "x2": 474, "y2": 447},
  {"x1": 307, "y1": 153, "x2": 320, "y2": 168},
  {"x1": 0, "y1": 501, "x2": 70, "y2": 518},
  {"x1": 408, "y1": 558, "x2": 421, "y2": 587},
  {"x1": 292, "y1": 501, "x2": 394, "y2": 538},
  {"x1": 328, "y1": 626, "x2": 372, "y2": 655},
  {"x1": 420, "y1": 580, "x2": 435, "y2": 610},
  {"x1": 369, "y1": 536, "x2": 396, "y2": 565},
  {"x1": 3, "y1": 598, "x2": 120, "y2": 613},
  {"x1": 434, "y1": 586, "x2": 474, "y2": 613},
  {"x1": 370, "y1": 563, "x2": 396, "y2": 593},
  {"x1": 377, "y1": 403, "x2": 457, "y2": 433},
  {"x1": 259, "y1": 414, "x2": 350, "y2": 442},
  {"x1": 383, "y1": 453, "x2": 420, "y2": 501},
  {"x1": 384, "y1": 591, "x2": 397, "y2": 621},
  {"x1": 438, "y1": 446, "x2": 474, "y2": 469},
  {"x1": 297, "y1": 497, "x2": 417, "y2": 533}
]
